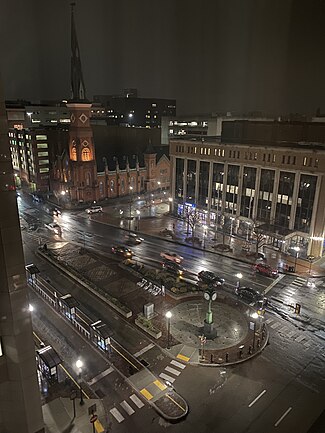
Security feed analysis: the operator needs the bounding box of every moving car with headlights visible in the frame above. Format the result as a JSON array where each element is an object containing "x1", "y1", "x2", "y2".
[
  {"x1": 253, "y1": 263, "x2": 278, "y2": 278},
  {"x1": 161, "y1": 261, "x2": 184, "y2": 276},
  {"x1": 125, "y1": 233, "x2": 143, "y2": 245},
  {"x1": 44, "y1": 222, "x2": 62, "y2": 235},
  {"x1": 86, "y1": 205, "x2": 103, "y2": 214},
  {"x1": 111, "y1": 245, "x2": 133, "y2": 258},
  {"x1": 198, "y1": 270, "x2": 225, "y2": 286},
  {"x1": 160, "y1": 251, "x2": 183, "y2": 264},
  {"x1": 235, "y1": 286, "x2": 268, "y2": 309}
]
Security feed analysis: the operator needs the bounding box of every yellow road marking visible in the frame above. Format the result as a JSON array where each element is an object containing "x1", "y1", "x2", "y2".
[
  {"x1": 110, "y1": 343, "x2": 139, "y2": 371},
  {"x1": 166, "y1": 394, "x2": 186, "y2": 412},
  {"x1": 33, "y1": 331, "x2": 44, "y2": 346},
  {"x1": 154, "y1": 379, "x2": 167, "y2": 390},
  {"x1": 140, "y1": 388, "x2": 153, "y2": 400},
  {"x1": 177, "y1": 353, "x2": 190, "y2": 362},
  {"x1": 59, "y1": 364, "x2": 90, "y2": 399},
  {"x1": 94, "y1": 419, "x2": 105, "y2": 433}
]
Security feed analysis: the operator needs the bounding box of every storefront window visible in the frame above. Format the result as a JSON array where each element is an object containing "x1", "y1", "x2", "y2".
[
  {"x1": 186, "y1": 159, "x2": 196, "y2": 204},
  {"x1": 275, "y1": 171, "x2": 295, "y2": 228},
  {"x1": 257, "y1": 169, "x2": 274, "y2": 222},
  {"x1": 294, "y1": 174, "x2": 317, "y2": 232},
  {"x1": 175, "y1": 158, "x2": 184, "y2": 200},
  {"x1": 240, "y1": 166, "x2": 256, "y2": 218},
  {"x1": 198, "y1": 161, "x2": 209, "y2": 207},
  {"x1": 211, "y1": 163, "x2": 224, "y2": 211},
  {"x1": 225, "y1": 165, "x2": 239, "y2": 214}
]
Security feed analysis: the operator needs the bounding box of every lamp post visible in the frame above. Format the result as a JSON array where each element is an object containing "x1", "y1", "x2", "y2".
[
  {"x1": 235, "y1": 272, "x2": 243, "y2": 289},
  {"x1": 166, "y1": 311, "x2": 172, "y2": 349},
  {"x1": 251, "y1": 312, "x2": 259, "y2": 349},
  {"x1": 75, "y1": 359, "x2": 84, "y2": 405},
  {"x1": 246, "y1": 222, "x2": 251, "y2": 242},
  {"x1": 129, "y1": 186, "x2": 133, "y2": 232},
  {"x1": 203, "y1": 224, "x2": 207, "y2": 249},
  {"x1": 136, "y1": 209, "x2": 140, "y2": 231},
  {"x1": 293, "y1": 246, "x2": 300, "y2": 272},
  {"x1": 157, "y1": 181, "x2": 161, "y2": 194},
  {"x1": 168, "y1": 197, "x2": 173, "y2": 214}
]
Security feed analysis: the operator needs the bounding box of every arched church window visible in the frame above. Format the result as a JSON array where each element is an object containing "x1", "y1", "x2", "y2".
[
  {"x1": 71, "y1": 146, "x2": 77, "y2": 161},
  {"x1": 82, "y1": 148, "x2": 91, "y2": 161}
]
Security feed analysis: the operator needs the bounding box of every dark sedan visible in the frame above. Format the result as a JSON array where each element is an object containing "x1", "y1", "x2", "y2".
[
  {"x1": 111, "y1": 245, "x2": 134, "y2": 258},
  {"x1": 235, "y1": 287, "x2": 268, "y2": 309},
  {"x1": 198, "y1": 270, "x2": 225, "y2": 286}
]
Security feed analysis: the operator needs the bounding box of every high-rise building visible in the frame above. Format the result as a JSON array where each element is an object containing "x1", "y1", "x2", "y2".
[{"x1": 0, "y1": 76, "x2": 44, "y2": 432}]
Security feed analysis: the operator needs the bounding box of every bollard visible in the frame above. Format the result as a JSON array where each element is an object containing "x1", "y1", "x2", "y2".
[
  {"x1": 262, "y1": 331, "x2": 266, "y2": 340},
  {"x1": 257, "y1": 338, "x2": 261, "y2": 348},
  {"x1": 248, "y1": 345, "x2": 252, "y2": 355},
  {"x1": 225, "y1": 352, "x2": 229, "y2": 363},
  {"x1": 210, "y1": 354, "x2": 213, "y2": 363},
  {"x1": 239, "y1": 349, "x2": 243, "y2": 358}
]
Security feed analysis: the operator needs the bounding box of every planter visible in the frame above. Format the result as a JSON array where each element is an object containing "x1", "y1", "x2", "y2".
[{"x1": 135, "y1": 317, "x2": 162, "y2": 339}]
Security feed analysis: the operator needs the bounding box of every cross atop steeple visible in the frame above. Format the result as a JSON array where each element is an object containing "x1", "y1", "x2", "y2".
[{"x1": 70, "y1": 2, "x2": 87, "y2": 102}]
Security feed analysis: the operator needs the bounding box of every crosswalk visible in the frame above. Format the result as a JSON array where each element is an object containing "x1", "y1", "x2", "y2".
[
  {"x1": 109, "y1": 358, "x2": 187, "y2": 425},
  {"x1": 109, "y1": 393, "x2": 145, "y2": 424},
  {"x1": 159, "y1": 359, "x2": 186, "y2": 384}
]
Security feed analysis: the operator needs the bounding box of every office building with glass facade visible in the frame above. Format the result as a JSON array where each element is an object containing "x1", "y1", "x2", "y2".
[{"x1": 170, "y1": 121, "x2": 325, "y2": 258}]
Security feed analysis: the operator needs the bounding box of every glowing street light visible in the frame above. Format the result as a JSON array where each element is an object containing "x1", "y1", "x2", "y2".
[
  {"x1": 293, "y1": 246, "x2": 300, "y2": 271},
  {"x1": 75, "y1": 359, "x2": 84, "y2": 405},
  {"x1": 235, "y1": 272, "x2": 243, "y2": 288},
  {"x1": 166, "y1": 311, "x2": 172, "y2": 349}
]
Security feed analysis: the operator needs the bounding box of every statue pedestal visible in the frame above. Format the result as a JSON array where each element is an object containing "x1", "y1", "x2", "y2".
[{"x1": 204, "y1": 320, "x2": 217, "y2": 339}]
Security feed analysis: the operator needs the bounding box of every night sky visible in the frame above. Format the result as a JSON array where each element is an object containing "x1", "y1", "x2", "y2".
[{"x1": 1, "y1": 0, "x2": 325, "y2": 116}]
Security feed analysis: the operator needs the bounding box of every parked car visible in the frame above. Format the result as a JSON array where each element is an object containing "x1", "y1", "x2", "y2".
[
  {"x1": 44, "y1": 222, "x2": 62, "y2": 235},
  {"x1": 111, "y1": 245, "x2": 133, "y2": 258},
  {"x1": 160, "y1": 251, "x2": 183, "y2": 264},
  {"x1": 198, "y1": 270, "x2": 225, "y2": 286},
  {"x1": 86, "y1": 205, "x2": 103, "y2": 214},
  {"x1": 235, "y1": 286, "x2": 268, "y2": 309},
  {"x1": 162, "y1": 261, "x2": 184, "y2": 276},
  {"x1": 125, "y1": 233, "x2": 143, "y2": 245},
  {"x1": 253, "y1": 263, "x2": 278, "y2": 278}
]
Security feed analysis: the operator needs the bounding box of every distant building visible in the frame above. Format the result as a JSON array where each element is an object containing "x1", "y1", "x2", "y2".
[
  {"x1": 93, "y1": 91, "x2": 176, "y2": 128},
  {"x1": 7, "y1": 9, "x2": 170, "y2": 201},
  {"x1": 170, "y1": 120, "x2": 325, "y2": 259}
]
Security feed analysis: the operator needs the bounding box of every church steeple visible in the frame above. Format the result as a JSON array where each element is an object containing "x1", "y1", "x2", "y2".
[{"x1": 70, "y1": 2, "x2": 87, "y2": 102}]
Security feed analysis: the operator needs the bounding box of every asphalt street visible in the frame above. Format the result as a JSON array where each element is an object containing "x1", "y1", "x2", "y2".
[{"x1": 18, "y1": 194, "x2": 325, "y2": 433}]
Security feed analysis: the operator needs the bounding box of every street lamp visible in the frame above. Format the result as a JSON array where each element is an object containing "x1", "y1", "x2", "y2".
[
  {"x1": 293, "y1": 246, "x2": 300, "y2": 271},
  {"x1": 129, "y1": 186, "x2": 133, "y2": 232},
  {"x1": 246, "y1": 222, "x2": 251, "y2": 242},
  {"x1": 251, "y1": 312, "x2": 259, "y2": 349},
  {"x1": 28, "y1": 304, "x2": 34, "y2": 312},
  {"x1": 203, "y1": 224, "x2": 207, "y2": 249},
  {"x1": 136, "y1": 209, "x2": 141, "y2": 231},
  {"x1": 235, "y1": 273, "x2": 243, "y2": 289},
  {"x1": 75, "y1": 359, "x2": 84, "y2": 405},
  {"x1": 166, "y1": 311, "x2": 172, "y2": 349},
  {"x1": 168, "y1": 197, "x2": 173, "y2": 213}
]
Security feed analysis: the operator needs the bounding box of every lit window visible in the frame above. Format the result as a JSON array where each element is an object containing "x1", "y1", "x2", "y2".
[
  {"x1": 314, "y1": 158, "x2": 319, "y2": 168},
  {"x1": 71, "y1": 147, "x2": 77, "y2": 161},
  {"x1": 82, "y1": 148, "x2": 91, "y2": 161},
  {"x1": 38, "y1": 151, "x2": 48, "y2": 157},
  {"x1": 37, "y1": 143, "x2": 48, "y2": 149},
  {"x1": 36, "y1": 135, "x2": 47, "y2": 140},
  {"x1": 303, "y1": 157, "x2": 307, "y2": 166},
  {"x1": 39, "y1": 159, "x2": 49, "y2": 165},
  {"x1": 39, "y1": 168, "x2": 49, "y2": 173}
]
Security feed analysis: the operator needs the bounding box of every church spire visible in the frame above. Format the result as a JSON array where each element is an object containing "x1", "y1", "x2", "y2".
[{"x1": 70, "y1": 2, "x2": 87, "y2": 101}]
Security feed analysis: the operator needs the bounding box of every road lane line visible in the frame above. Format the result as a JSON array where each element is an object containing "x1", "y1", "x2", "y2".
[
  {"x1": 264, "y1": 274, "x2": 285, "y2": 294},
  {"x1": 133, "y1": 343, "x2": 155, "y2": 358},
  {"x1": 159, "y1": 373, "x2": 175, "y2": 383},
  {"x1": 88, "y1": 367, "x2": 114, "y2": 386},
  {"x1": 274, "y1": 407, "x2": 292, "y2": 427},
  {"x1": 248, "y1": 389, "x2": 267, "y2": 407},
  {"x1": 130, "y1": 394, "x2": 144, "y2": 408},
  {"x1": 110, "y1": 408, "x2": 125, "y2": 423},
  {"x1": 166, "y1": 394, "x2": 186, "y2": 412},
  {"x1": 171, "y1": 360, "x2": 186, "y2": 369},
  {"x1": 120, "y1": 400, "x2": 135, "y2": 416}
]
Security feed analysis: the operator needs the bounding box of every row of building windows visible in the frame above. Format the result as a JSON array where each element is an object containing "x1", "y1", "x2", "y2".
[{"x1": 174, "y1": 145, "x2": 321, "y2": 169}]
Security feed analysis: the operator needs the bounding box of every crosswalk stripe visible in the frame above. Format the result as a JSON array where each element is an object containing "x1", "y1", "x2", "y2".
[
  {"x1": 271, "y1": 322, "x2": 281, "y2": 329},
  {"x1": 165, "y1": 366, "x2": 181, "y2": 376},
  {"x1": 295, "y1": 335, "x2": 305, "y2": 343},
  {"x1": 278, "y1": 326, "x2": 288, "y2": 333},
  {"x1": 159, "y1": 373, "x2": 175, "y2": 383},
  {"x1": 120, "y1": 400, "x2": 135, "y2": 416},
  {"x1": 265, "y1": 318, "x2": 273, "y2": 324},
  {"x1": 171, "y1": 360, "x2": 186, "y2": 369},
  {"x1": 88, "y1": 367, "x2": 114, "y2": 386},
  {"x1": 133, "y1": 343, "x2": 155, "y2": 358},
  {"x1": 130, "y1": 394, "x2": 144, "y2": 408},
  {"x1": 287, "y1": 331, "x2": 296, "y2": 337},
  {"x1": 110, "y1": 408, "x2": 125, "y2": 423}
]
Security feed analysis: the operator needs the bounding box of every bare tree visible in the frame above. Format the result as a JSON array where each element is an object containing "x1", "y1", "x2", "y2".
[
  {"x1": 185, "y1": 208, "x2": 201, "y2": 240},
  {"x1": 252, "y1": 225, "x2": 266, "y2": 254}
]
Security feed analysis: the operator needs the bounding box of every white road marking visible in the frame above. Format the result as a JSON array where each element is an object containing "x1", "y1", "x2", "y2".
[
  {"x1": 278, "y1": 326, "x2": 288, "y2": 333},
  {"x1": 274, "y1": 407, "x2": 292, "y2": 427},
  {"x1": 295, "y1": 335, "x2": 305, "y2": 343},
  {"x1": 165, "y1": 366, "x2": 181, "y2": 376},
  {"x1": 264, "y1": 274, "x2": 285, "y2": 294},
  {"x1": 248, "y1": 389, "x2": 267, "y2": 407},
  {"x1": 130, "y1": 394, "x2": 144, "y2": 408},
  {"x1": 265, "y1": 318, "x2": 273, "y2": 324},
  {"x1": 159, "y1": 373, "x2": 175, "y2": 383},
  {"x1": 87, "y1": 367, "x2": 114, "y2": 386},
  {"x1": 110, "y1": 408, "x2": 125, "y2": 423},
  {"x1": 133, "y1": 343, "x2": 155, "y2": 358},
  {"x1": 171, "y1": 360, "x2": 186, "y2": 369},
  {"x1": 271, "y1": 322, "x2": 281, "y2": 329},
  {"x1": 120, "y1": 400, "x2": 135, "y2": 416},
  {"x1": 287, "y1": 331, "x2": 296, "y2": 338}
]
